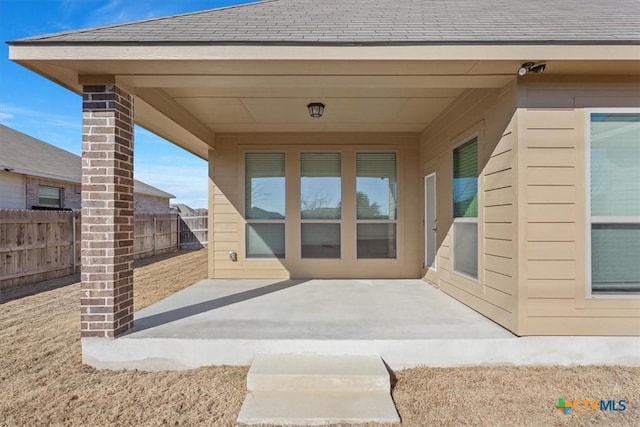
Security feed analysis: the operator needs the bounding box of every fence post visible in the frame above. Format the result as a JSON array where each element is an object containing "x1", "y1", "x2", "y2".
[
  {"x1": 177, "y1": 214, "x2": 181, "y2": 250},
  {"x1": 72, "y1": 212, "x2": 77, "y2": 274},
  {"x1": 153, "y1": 215, "x2": 157, "y2": 256}
]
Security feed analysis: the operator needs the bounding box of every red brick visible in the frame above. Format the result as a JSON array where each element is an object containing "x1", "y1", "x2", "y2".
[{"x1": 81, "y1": 84, "x2": 134, "y2": 339}]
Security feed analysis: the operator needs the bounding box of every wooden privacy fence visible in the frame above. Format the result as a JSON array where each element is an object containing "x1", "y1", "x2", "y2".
[
  {"x1": 0, "y1": 210, "x2": 191, "y2": 293},
  {"x1": 134, "y1": 214, "x2": 179, "y2": 259},
  {"x1": 0, "y1": 210, "x2": 81, "y2": 292},
  {"x1": 178, "y1": 215, "x2": 208, "y2": 249}
]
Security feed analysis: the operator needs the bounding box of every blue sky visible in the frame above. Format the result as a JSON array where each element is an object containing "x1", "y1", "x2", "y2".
[{"x1": 0, "y1": 0, "x2": 250, "y2": 208}]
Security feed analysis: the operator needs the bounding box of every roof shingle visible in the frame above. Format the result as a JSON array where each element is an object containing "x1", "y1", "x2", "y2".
[
  {"x1": 0, "y1": 124, "x2": 174, "y2": 199},
  {"x1": 12, "y1": 0, "x2": 640, "y2": 45}
]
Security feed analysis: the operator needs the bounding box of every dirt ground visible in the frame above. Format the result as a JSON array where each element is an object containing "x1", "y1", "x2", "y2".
[{"x1": 1, "y1": 249, "x2": 638, "y2": 426}]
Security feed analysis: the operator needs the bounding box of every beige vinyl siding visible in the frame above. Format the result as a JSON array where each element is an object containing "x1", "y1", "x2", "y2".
[
  {"x1": 0, "y1": 171, "x2": 26, "y2": 209},
  {"x1": 420, "y1": 82, "x2": 519, "y2": 333},
  {"x1": 517, "y1": 82, "x2": 640, "y2": 336},
  {"x1": 208, "y1": 133, "x2": 422, "y2": 279}
]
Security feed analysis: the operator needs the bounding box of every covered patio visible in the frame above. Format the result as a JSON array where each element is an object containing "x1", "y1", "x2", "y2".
[
  {"x1": 82, "y1": 278, "x2": 514, "y2": 370},
  {"x1": 81, "y1": 278, "x2": 638, "y2": 371},
  {"x1": 8, "y1": 0, "x2": 639, "y2": 371}
]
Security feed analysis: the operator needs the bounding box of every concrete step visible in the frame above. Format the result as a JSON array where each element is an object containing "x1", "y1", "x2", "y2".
[
  {"x1": 238, "y1": 354, "x2": 399, "y2": 425},
  {"x1": 247, "y1": 354, "x2": 391, "y2": 392},
  {"x1": 237, "y1": 390, "x2": 400, "y2": 425}
]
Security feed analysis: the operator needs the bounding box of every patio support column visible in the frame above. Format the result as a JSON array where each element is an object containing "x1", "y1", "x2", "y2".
[{"x1": 80, "y1": 83, "x2": 135, "y2": 338}]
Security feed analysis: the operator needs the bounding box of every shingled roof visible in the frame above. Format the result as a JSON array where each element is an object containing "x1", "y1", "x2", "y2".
[
  {"x1": 0, "y1": 125, "x2": 174, "y2": 199},
  {"x1": 13, "y1": 0, "x2": 640, "y2": 45}
]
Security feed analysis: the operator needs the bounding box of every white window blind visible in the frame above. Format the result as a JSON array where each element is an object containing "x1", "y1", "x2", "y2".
[
  {"x1": 38, "y1": 186, "x2": 62, "y2": 208},
  {"x1": 589, "y1": 113, "x2": 640, "y2": 292},
  {"x1": 245, "y1": 153, "x2": 286, "y2": 258},
  {"x1": 245, "y1": 153, "x2": 285, "y2": 220},
  {"x1": 356, "y1": 153, "x2": 397, "y2": 220},
  {"x1": 300, "y1": 153, "x2": 341, "y2": 220},
  {"x1": 356, "y1": 153, "x2": 397, "y2": 258},
  {"x1": 300, "y1": 153, "x2": 341, "y2": 258},
  {"x1": 452, "y1": 138, "x2": 479, "y2": 279}
]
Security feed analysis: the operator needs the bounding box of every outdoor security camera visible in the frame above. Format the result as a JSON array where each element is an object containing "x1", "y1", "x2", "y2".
[
  {"x1": 518, "y1": 62, "x2": 546, "y2": 76},
  {"x1": 529, "y1": 63, "x2": 546, "y2": 74},
  {"x1": 518, "y1": 62, "x2": 535, "y2": 76}
]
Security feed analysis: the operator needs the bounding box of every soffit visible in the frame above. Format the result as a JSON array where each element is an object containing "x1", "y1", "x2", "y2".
[{"x1": 10, "y1": 55, "x2": 639, "y2": 159}]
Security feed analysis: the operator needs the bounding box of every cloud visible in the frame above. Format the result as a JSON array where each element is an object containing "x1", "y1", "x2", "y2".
[
  {"x1": 82, "y1": 0, "x2": 176, "y2": 28},
  {"x1": 0, "y1": 103, "x2": 82, "y2": 154},
  {"x1": 0, "y1": 104, "x2": 79, "y2": 129}
]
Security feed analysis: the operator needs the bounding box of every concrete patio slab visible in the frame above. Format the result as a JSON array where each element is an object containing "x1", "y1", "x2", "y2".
[
  {"x1": 81, "y1": 279, "x2": 640, "y2": 370},
  {"x1": 122, "y1": 279, "x2": 514, "y2": 340}
]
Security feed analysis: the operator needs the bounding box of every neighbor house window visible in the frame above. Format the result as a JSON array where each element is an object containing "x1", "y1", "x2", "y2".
[
  {"x1": 452, "y1": 137, "x2": 479, "y2": 279},
  {"x1": 300, "y1": 153, "x2": 341, "y2": 258},
  {"x1": 245, "y1": 153, "x2": 286, "y2": 258},
  {"x1": 356, "y1": 153, "x2": 397, "y2": 258},
  {"x1": 38, "y1": 186, "x2": 62, "y2": 208},
  {"x1": 588, "y1": 112, "x2": 640, "y2": 293}
]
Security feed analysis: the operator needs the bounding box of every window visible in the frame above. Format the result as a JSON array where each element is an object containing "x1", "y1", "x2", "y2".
[
  {"x1": 356, "y1": 153, "x2": 397, "y2": 258},
  {"x1": 452, "y1": 137, "x2": 478, "y2": 279},
  {"x1": 300, "y1": 153, "x2": 341, "y2": 258},
  {"x1": 38, "y1": 186, "x2": 62, "y2": 208},
  {"x1": 588, "y1": 112, "x2": 640, "y2": 293},
  {"x1": 245, "y1": 153, "x2": 286, "y2": 258}
]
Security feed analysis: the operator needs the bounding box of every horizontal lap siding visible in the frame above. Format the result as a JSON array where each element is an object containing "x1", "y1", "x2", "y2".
[
  {"x1": 522, "y1": 110, "x2": 582, "y2": 329},
  {"x1": 0, "y1": 171, "x2": 26, "y2": 209},
  {"x1": 520, "y1": 85, "x2": 640, "y2": 335},
  {"x1": 483, "y1": 128, "x2": 516, "y2": 318},
  {"x1": 421, "y1": 85, "x2": 519, "y2": 333}
]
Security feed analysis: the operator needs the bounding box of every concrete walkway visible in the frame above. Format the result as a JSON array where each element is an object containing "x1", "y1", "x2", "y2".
[{"x1": 81, "y1": 279, "x2": 640, "y2": 370}]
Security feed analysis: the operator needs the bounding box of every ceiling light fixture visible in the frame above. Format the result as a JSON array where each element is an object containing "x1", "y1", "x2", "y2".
[
  {"x1": 518, "y1": 62, "x2": 546, "y2": 76},
  {"x1": 307, "y1": 102, "x2": 325, "y2": 118}
]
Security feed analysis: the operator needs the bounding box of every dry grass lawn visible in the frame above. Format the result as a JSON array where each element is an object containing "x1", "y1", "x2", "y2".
[{"x1": 1, "y1": 249, "x2": 638, "y2": 426}]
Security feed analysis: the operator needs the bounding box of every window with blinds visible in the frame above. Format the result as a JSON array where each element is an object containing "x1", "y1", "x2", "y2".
[
  {"x1": 300, "y1": 153, "x2": 341, "y2": 258},
  {"x1": 356, "y1": 152, "x2": 397, "y2": 258},
  {"x1": 245, "y1": 153, "x2": 286, "y2": 258},
  {"x1": 38, "y1": 186, "x2": 62, "y2": 208},
  {"x1": 452, "y1": 138, "x2": 478, "y2": 279},
  {"x1": 589, "y1": 112, "x2": 640, "y2": 293}
]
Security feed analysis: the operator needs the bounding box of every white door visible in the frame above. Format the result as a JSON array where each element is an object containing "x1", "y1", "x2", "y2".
[{"x1": 424, "y1": 173, "x2": 437, "y2": 270}]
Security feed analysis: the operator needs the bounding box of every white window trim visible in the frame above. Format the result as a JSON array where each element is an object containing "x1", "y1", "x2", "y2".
[
  {"x1": 425, "y1": 172, "x2": 437, "y2": 272},
  {"x1": 355, "y1": 150, "x2": 399, "y2": 260},
  {"x1": 585, "y1": 108, "x2": 640, "y2": 299},
  {"x1": 451, "y1": 135, "x2": 481, "y2": 283},
  {"x1": 299, "y1": 151, "x2": 343, "y2": 260},
  {"x1": 244, "y1": 151, "x2": 287, "y2": 260}
]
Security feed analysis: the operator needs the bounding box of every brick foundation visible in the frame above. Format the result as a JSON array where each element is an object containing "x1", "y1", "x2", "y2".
[{"x1": 80, "y1": 84, "x2": 135, "y2": 338}]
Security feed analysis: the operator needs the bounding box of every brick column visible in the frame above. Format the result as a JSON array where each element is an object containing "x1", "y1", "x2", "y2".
[{"x1": 80, "y1": 84, "x2": 134, "y2": 338}]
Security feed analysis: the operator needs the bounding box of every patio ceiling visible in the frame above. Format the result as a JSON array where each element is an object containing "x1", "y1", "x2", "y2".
[{"x1": 10, "y1": 45, "x2": 640, "y2": 159}]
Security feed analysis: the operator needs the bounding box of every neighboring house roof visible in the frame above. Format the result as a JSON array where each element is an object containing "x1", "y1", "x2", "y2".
[
  {"x1": 0, "y1": 124, "x2": 174, "y2": 199},
  {"x1": 171, "y1": 203, "x2": 197, "y2": 216},
  {"x1": 12, "y1": 0, "x2": 640, "y2": 45}
]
